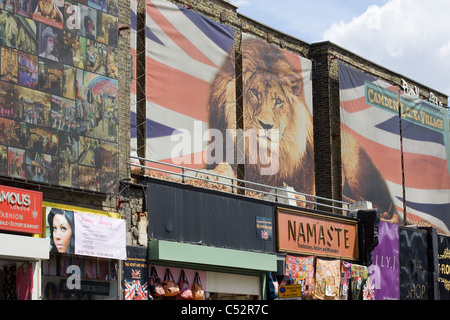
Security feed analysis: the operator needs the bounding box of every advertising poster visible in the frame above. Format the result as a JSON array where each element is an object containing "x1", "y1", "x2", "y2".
[
  {"x1": 256, "y1": 216, "x2": 272, "y2": 240},
  {"x1": 400, "y1": 96, "x2": 450, "y2": 235},
  {"x1": 241, "y1": 34, "x2": 314, "y2": 201},
  {"x1": 124, "y1": 246, "x2": 149, "y2": 300},
  {"x1": 145, "y1": 0, "x2": 235, "y2": 176},
  {"x1": 339, "y1": 62, "x2": 403, "y2": 224},
  {"x1": 74, "y1": 210, "x2": 126, "y2": 259},
  {"x1": 45, "y1": 204, "x2": 126, "y2": 260},
  {"x1": 339, "y1": 62, "x2": 450, "y2": 235},
  {"x1": 0, "y1": 0, "x2": 119, "y2": 194},
  {"x1": 438, "y1": 235, "x2": 450, "y2": 300},
  {"x1": 399, "y1": 227, "x2": 429, "y2": 300},
  {"x1": 369, "y1": 221, "x2": 399, "y2": 300}
]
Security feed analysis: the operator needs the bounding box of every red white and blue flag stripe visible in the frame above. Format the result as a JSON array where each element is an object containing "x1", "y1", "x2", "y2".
[
  {"x1": 125, "y1": 280, "x2": 148, "y2": 300},
  {"x1": 339, "y1": 62, "x2": 450, "y2": 235},
  {"x1": 145, "y1": 0, "x2": 235, "y2": 172}
]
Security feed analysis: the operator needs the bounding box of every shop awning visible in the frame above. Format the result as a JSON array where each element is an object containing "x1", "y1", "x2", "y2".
[
  {"x1": 0, "y1": 233, "x2": 49, "y2": 261},
  {"x1": 148, "y1": 240, "x2": 277, "y2": 273}
]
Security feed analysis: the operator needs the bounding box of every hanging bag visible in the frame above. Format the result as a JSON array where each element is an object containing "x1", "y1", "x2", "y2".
[
  {"x1": 178, "y1": 270, "x2": 193, "y2": 300},
  {"x1": 163, "y1": 269, "x2": 180, "y2": 297},
  {"x1": 149, "y1": 267, "x2": 164, "y2": 297},
  {"x1": 191, "y1": 272, "x2": 205, "y2": 300},
  {"x1": 267, "y1": 272, "x2": 279, "y2": 299}
]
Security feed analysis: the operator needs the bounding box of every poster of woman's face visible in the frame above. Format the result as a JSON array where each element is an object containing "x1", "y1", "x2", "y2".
[
  {"x1": 46, "y1": 207, "x2": 75, "y2": 254},
  {"x1": 38, "y1": 23, "x2": 62, "y2": 62}
]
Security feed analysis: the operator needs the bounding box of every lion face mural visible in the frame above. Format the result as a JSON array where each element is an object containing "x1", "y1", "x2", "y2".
[{"x1": 204, "y1": 37, "x2": 315, "y2": 204}]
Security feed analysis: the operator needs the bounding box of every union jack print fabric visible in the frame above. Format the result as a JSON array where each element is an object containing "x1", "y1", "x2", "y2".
[
  {"x1": 145, "y1": 0, "x2": 235, "y2": 173},
  {"x1": 339, "y1": 62, "x2": 450, "y2": 235}
]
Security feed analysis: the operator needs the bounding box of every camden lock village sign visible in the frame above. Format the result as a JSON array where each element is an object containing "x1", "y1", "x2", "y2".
[{"x1": 277, "y1": 208, "x2": 359, "y2": 260}]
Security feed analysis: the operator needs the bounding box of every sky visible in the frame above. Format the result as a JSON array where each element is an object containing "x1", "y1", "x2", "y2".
[{"x1": 234, "y1": 0, "x2": 450, "y2": 103}]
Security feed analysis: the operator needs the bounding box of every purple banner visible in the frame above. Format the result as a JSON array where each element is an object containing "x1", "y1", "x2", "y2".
[{"x1": 369, "y1": 221, "x2": 399, "y2": 300}]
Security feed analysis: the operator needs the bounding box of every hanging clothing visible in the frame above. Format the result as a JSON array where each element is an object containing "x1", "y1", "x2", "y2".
[
  {"x1": 4, "y1": 265, "x2": 17, "y2": 300},
  {"x1": 16, "y1": 263, "x2": 33, "y2": 300},
  {"x1": 0, "y1": 268, "x2": 5, "y2": 300}
]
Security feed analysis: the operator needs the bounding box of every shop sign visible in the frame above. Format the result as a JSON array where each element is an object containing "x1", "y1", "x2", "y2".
[
  {"x1": 277, "y1": 208, "x2": 358, "y2": 260},
  {"x1": 0, "y1": 185, "x2": 42, "y2": 234},
  {"x1": 399, "y1": 228, "x2": 428, "y2": 300},
  {"x1": 438, "y1": 236, "x2": 450, "y2": 300},
  {"x1": 278, "y1": 285, "x2": 302, "y2": 298},
  {"x1": 45, "y1": 204, "x2": 126, "y2": 260},
  {"x1": 369, "y1": 221, "x2": 399, "y2": 300}
]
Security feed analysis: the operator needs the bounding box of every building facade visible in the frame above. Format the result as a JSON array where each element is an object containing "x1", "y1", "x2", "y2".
[{"x1": 0, "y1": 0, "x2": 448, "y2": 300}]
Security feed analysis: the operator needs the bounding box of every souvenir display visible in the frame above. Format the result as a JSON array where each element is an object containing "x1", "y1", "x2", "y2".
[
  {"x1": 314, "y1": 258, "x2": 340, "y2": 300},
  {"x1": 351, "y1": 264, "x2": 369, "y2": 300},
  {"x1": 285, "y1": 254, "x2": 315, "y2": 298},
  {"x1": 340, "y1": 261, "x2": 351, "y2": 300}
]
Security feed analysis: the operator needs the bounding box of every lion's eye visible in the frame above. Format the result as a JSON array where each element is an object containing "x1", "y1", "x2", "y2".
[
  {"x1": 250, "y1": 88, "x2": 259, "y2": 99},
  {"x1": 274, "y1": 97, "x2": 284, "y2": 108}
]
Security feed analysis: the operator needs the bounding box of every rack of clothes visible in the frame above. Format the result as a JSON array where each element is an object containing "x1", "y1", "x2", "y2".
[{"x1": 0, "y1": 262, "x2": 34, "y2": 300}]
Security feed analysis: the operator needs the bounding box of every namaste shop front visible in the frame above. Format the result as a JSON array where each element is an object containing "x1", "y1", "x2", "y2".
[{"x1": 273, "y1": 207, "x2": 377, "y2": 300}]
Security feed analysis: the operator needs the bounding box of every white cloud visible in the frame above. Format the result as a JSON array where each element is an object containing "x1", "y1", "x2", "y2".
[{"x1": 323, "y1": 0, "x2": 450, "y2": 98}]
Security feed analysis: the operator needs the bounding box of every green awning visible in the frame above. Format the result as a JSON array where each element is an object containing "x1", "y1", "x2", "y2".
[{"x1": 148, "y1": 240, "x2": 277, "y2": 273}]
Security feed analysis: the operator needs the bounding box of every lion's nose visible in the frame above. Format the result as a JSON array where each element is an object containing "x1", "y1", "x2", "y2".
[{"x1": 258, "y1": 120, "x2": 274, "y2": 131}]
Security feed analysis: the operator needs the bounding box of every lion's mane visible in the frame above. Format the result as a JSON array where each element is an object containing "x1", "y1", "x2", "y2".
[{"x1": 206, "y1": 38, "x2": 315, "y2": 199}]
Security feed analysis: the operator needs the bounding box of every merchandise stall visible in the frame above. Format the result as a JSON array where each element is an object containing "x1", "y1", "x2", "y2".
[
  {"x1": 0, "y1": 185, "x2": 48, "y2": 300},
  {"x1": 146, "y1": 240, "x2": 275, "y2": 300},
  {"x1": 122, "y1": 242, "x2": 273, "y2": 301},
  {"x1": 40, "y1": 201, "x2": 126, "y2": 300},
  {"x1": 272, "y1": 207, "x2": 376, "y2": 300}
]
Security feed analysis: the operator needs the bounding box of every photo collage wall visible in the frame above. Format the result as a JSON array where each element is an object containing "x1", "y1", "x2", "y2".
[{"x1": 0, "y1": 0, "x2": 119, "y2": 193}]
